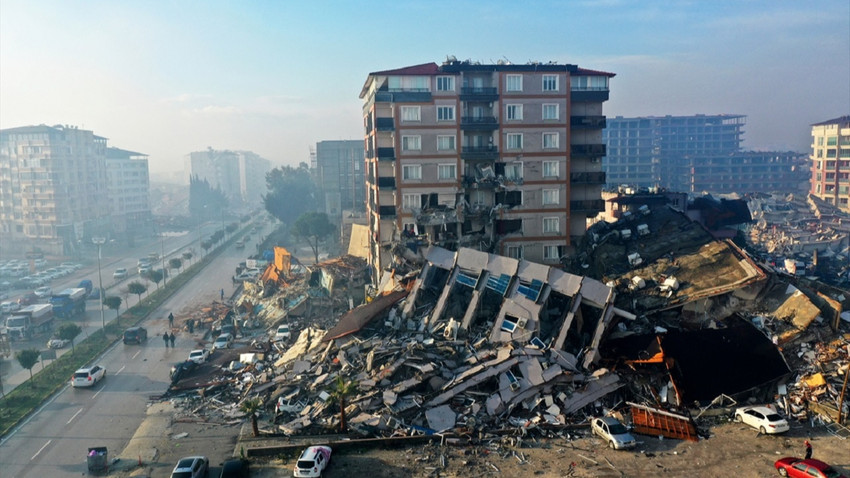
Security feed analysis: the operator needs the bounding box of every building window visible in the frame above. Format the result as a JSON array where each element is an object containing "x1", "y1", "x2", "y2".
[
  {"x1": 542, "y1": 189, "x2": 559, "y2": 205},
  {"x1": 506, "y1": 104, "x2": 523, "y2": 120},
  {"x1": 506, "y1": 246, "x2": 523, "y2": 259},
  {"x1": 571, "y1": 76, "x2": 608, "y2": 91},
  {"x1": 401, "y1": 106, "x2": 421, "y2": 122},
  {"x1": 505, "y1": 162, "x2": 523, "y2": 180},
  {"x1": 402, "y1": 193, "x2": 419, "y2": 209},
  {"x1": 438, "y1": 164, "x2": 457, "y2": 180},
  {"x1": 506, "y1": 74, "x2": 523, "y2": 92},
  {"x1": 840, "y1": 148, "x2": 850, "y2": 158},
  {"x1": 818, "y1": 137, "x2": 824, "y2": 146},
  {"x1": 543, "y1": 132, "x2": 559, "y2": 149},
  {"x1": 437, "y1": 135, "x2": 456, "y2": 151},
  {"x1": 543, "y1": 245, "x2": 560, "y2": 261},
  {"x1": 827, "y1": 149, "x2": 837, "y2": 158},
  {"x1": 543, "y1": 160, "x2": 559, "y2": 177},
  {"x1": 507, "y1": 133, "x2": 523, "y2": 150},
  {"x1": 436, "y1": 76, "x2": 455, "y2": 91},
  {"x1": 402, "y1": 164, "x2": 422, "y2": 180},
  {"x1": 402, "y1": 135, "x2": 421, "y2": 151},
  {"x1": 542, "y1": 75, "x2": 558, "y2": 91},
  {"x1": 543, "y1": 217, "x2": 559, "y2": 234},
  {"x1": 827, "y1": 137, "x2": 838, "y2": 146},
  {"x1": 437, "y1": 106, "x2": 455, "y2": 121},
  {"x1": 542, "y1": 104, "x2": 559, "y2": 120}
]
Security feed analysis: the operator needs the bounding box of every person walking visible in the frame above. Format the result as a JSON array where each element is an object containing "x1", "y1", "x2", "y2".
[
  {"x1": 220, "y1": 288, "x2": 225, "y2": 301},
  {"x1": 163, "y1": 332, "x2": 169, "y2": 348},
  {"x1": 804, "y1": 439, "x2": 812, "y2": 459},
  {"x1": 169, "y1": 332, "x2": 176, "y2": 348},
  {"x1": 168, "y1": 313, "x2": 174, "y2": 328}
]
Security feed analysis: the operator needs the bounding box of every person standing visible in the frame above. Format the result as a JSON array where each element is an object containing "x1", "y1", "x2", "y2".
[
  {"x1": 220, "y1": 288, "x2": 225, "y2": 301},
  {"x1": 168, "y1": 313, "x2": 174, "y2": 328},
  {"x1": 804, "y1": 439, "x2": 812, "y2": 459},
  {"x1": 163, "y1": 332, "x2": 169, "y2": 348},
  {"x1": 169, "y1": 332, "x2": 176, "y2": 348}
]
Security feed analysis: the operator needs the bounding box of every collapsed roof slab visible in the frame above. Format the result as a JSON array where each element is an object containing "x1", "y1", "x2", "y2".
[
  {"x1": 322, "y1": 289, "x2": 409, "y2": 342},
  {"x1": 561, "y1": 370, "x2": 622, "y2": 415},
  {"x1": 488, "y1": 295, "x2": 541, "y2": 344}
]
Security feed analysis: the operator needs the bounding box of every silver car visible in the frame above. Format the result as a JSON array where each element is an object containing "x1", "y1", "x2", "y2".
[{"x1": 591, "y1": 416, "x2": 636, "y2": 449}]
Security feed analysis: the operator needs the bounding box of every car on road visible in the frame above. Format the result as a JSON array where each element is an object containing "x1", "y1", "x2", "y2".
[
  {"x1": 590, "y1": 416, "x2": 636, "y2": 449},
  {"x1": 1, "y1": 300, "x2": 20, "y2": 314},
  {"x1": 212, "y1": 333, "x2": 233, "y2": 350},
  {"x1": 188, "y1": 349, "x2": 210, "y2": 364},
  {"x1": 293, "y1": 445, "x2": 332, "y2": 478},
  {"x1": 138, "y1": 265, "x2": 151, "y2": 276},
  {"x1": 274, "y1": 324, "x2": 291, "y2": 341},
  {"x1": 774, "y1": 457, "x2": 847, "y2": 477},
  {"x1": 734, "y1": 405, "x2": 789, "y2": 434},
  {"x1": 71, "y1": 365, "x2": 106, "y2": 388},
  {"x1": 34, "y1": 286, "x2": 53, "y2": 298},
  {"x1": 218, "y1": 458, "x2": 249, "y2": 478},
  {"x1": 113, "y1": 267, "x2": 128, "y2": 280},
  {"x1": 170, "y1": 455, "x2": 209, "y2": 478},
  {"x1": 123, "y1": 327, "x2": 148, "y2": 344}
]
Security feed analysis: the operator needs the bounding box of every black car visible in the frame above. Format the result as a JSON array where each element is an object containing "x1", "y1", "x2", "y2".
[
  {"x1": 170, "y1": 360, "x2": 198, "y2": 384},
  {"x1": 123, "y1": 327, "x2": 148, "y2": 344},
  {"x1": 219, "y1": 458, "x2": 249, "y2": 478}
]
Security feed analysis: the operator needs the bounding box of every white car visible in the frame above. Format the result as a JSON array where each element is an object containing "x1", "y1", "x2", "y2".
[
  {"x1": 169, "y1": 456, "x2": 208, "y2": 478},
  {"x1": 293, "y1": 445, "x2": 332, "y2": 478},
  {"x1": 34, "y1": 286, "x2": 53, "y2": 298},
  {"x1": 47, "y1": 338, "x2": 70, "y2": 349},
  {"x1": 1, "y1": 300, "x2": 20, "y2": 314},
  {"x1": 188, "y1": 349, "x2": 210, "y2": 364},
  {"x1": 113, "y1": 267, "x2": 128, "y2": 280},
  {"x1": 212, "y1": 333, "x2": 233, "y2": 350},
  {"x1": 274, "y1": 324, "x2": 291, "y2": 341},
  {"x1": 591, "y1": 416, "x2": 636, "y2": 449},
  {"x1": 734, "y1": 405, "x2": 789, "y2": 434},
  {"x1": 71, "y1": 365, "x2": 106, "y2": 388}
]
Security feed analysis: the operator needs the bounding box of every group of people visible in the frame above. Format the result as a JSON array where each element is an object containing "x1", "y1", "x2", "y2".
[{"x1": 162, "y1": 331, "x2": 175, "y2": 347}]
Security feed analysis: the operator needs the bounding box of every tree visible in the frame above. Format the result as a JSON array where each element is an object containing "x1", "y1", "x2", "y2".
[
  {"x1": 201, "y1": 240, "x2": 212, "y2": 254},
  {"x1": 57, "y1": 322, "x2": 82, "y2": 353},
  {"x1": 182, "y1": 251, "x2": 193, "y2": 265},
  {"x1": 149, "y1": 269, "x2": 164, "y2": 289},
  {"x1": 169, "y1": 258, "x2": 183, "y2": 273},
  {"x1": 328, "y1": 375, "x2": 357, "y2": 433},
  {"x1": 127, "y1": 281, "x2": 147, "y2": 303},
  {"x1": 292, "y1": 212, "x2": 335, "y2": 264},
  {"x1": 103, "y1": 296, "x2": 122, "y2": 322},
  {"x1": 263, "y1": 164, "x2": 317, "y2": 226},
  {"x1": 16, "y1": 349, "x2": 40, "y2": 388},
  {"x1": 189, "y1": 173, "x2": 228, "y2": 217},
  {"x1": 239, "y1": 398, "x2": 262, "y2": 437}
]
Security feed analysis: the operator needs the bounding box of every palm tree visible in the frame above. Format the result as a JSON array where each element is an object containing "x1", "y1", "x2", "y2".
[
  {"x1": 329, "y1": 376, "x2": 357, "y2": 433},
  {"x1": 239, "y1": 398, "x2": 262, "y2": 437}
]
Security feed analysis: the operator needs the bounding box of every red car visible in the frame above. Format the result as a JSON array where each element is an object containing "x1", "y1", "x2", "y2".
[{"x1": 775, "y1": 457, "x2": 847, "y2": 478}]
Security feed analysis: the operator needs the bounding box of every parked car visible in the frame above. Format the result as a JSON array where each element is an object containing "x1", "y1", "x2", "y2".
[
  {"x1": 188, "y1": 349, "x2": 210, "y2": 364},
  {"x1": 293, "y1": 445, "x2": 332, "y2": 478},
  {"x1": 170, "y1": 455, "x2": 209, "y2": 478},
  {"x1": 34, "y1": 286, "x2": 53, "y2": 298},
  {"x1": 1, "y1": 300, "x2": 21, "y2": 314},
  {"x1": 775, "y1": 457, "x2": 847, "y2": 478},
  {"x1": 123, "y1": 327, "x2": 148, "y2": 344},
  {"x1": 47, "y1": 338, "x2": 70, "y2": 349},
  {"x1": 590, "y1": 416, "x2": 636, "y2": 449},
  {"x1": 170, "y1": 360, "x2": 198, "y2": 384},
  {"x1": 218, "y1": 458, "x2": 249, "y2": 478},
  {"x1": 274, "y1": 324, "x2": 291, "y2": 341},
  {"x1": 212, "y1": 333, "x2": 233, "y2": 350},
  {"x1": 113, "y1": 267, "x2": 128, "y2": 280},
  {"x1": 71, "y1": 365, "x2": 106, "y2": 388},
  {"x1": 734, "y1": 405, "x2": 789, "y2": 434}
]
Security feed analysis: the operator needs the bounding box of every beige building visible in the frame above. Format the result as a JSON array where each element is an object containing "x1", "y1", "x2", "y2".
[
  {"x1": 810, "y1": 116, "x2": 850, "y2": 210},
  {"x1": 360, "y1": 59, "x2": 613, "y2": 278},
  {"x1": 106, "y1": 147, "x2": 153, "y2": 244},
  {"x1": 184, "y1": 149, "x2": 271, "y2": 207}
]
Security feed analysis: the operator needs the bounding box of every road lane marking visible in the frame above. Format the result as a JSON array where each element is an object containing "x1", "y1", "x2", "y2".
[
  {"x1": 132, "y1": 350, "x2": 141, "y2": 360},
  {"x1": 117, "y1": 365, "x2": 126, "y2": 374},
  {"x1": 31, "y1": 440, "x2": 51, "y2": 460},
  {"x1": 67, "y1": 408, "x2": 83, "y2": 425}
]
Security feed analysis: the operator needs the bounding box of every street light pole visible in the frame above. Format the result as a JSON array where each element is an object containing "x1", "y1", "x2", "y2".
[
  {"x1": 160, "y1": 231, "x2": 167, "y2": 286},
  {"x1": 92, "y1": 237, "x2": 106, "y2": 331}
]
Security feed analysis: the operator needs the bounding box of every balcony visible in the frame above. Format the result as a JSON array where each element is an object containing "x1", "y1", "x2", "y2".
[
  {"x1": 570, "y1": 115, "x2": 606, "y2": 129},
  {"x1": 377, "y1": 147, "x2": 395, "y2": 161},
  {"x1": 571, "y1": 144, "x2": 606, "y2": 158},
  {"x1": 378, "y1": 205, "x2": 397, "y2": 218},
  {"x1": 570, "y1": 89, "x2": 610, "y2": 102},
  {"x1": 460, "y1": 87, "x2": 499, "y2": 102},
  {"x1": 462, "y1": 175, "x2": 499, "y2": 189},
  {"x1": 461, "y1": 116, "x2": 498, "y2": 131},
  {"x1": 376, "y1": 117, "x2": 395, "y2": 132},
  {"x1": 375, "y1": 90, "x2": 432, "y2": 103},
  {"x1": 377, "y1": 177, "x2": 396, "y2": 190},
  {"x1": 461, "y1": 146, "x2": 499, "y2": 161},
  {"x1": 570, "y1": 199, "x2": 606, "y2": 213},
  {"x1": 570, "y1": 171, "x2": 606, "y2": 184}
]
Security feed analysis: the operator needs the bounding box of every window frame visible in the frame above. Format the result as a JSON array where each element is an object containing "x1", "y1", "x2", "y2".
[
  {"x1": 542, "y1": 160, "x2": 559, "y2": 178},
  {"x1": 542, "y1": 132, "x2": 559, "y2": 149},
  {"x1": 542, "y1": 103, "x2": 559, "y2": 120},
  {"x1": 506, "y1": 133, "x2": 523, "y2": 150},
  {"x1": 504, "y1": 162, "x2": 523, "y2": 181},
  {"x1": 437, "y1": 135, "x2": 456, "y2": 151},
  {"x1": 437, "y1": 105, "x2": 456, "y2": 121},
  {"x1": 543, "y1": 216, "x2": 560, "y2": 234},
  {"x1": 437, "y1": 163, "x2": 457, "y2": 180},
  {"x1": 506, "y1": 104, "x2": 523, "y2": 121},
  {"x1": 436, "y1": 76, "x2": 455, "y2": 92},
  {"x1": 402, "y1": 193, "x2": 419, "y2": 209},
  {"x1": 506, "y1": 74, "x2": 523, "y2": 92},
  {"x1": 401, "y1": 135, "x2": 422, "y2": 151},
  {"x1": 542, "y1": 75, "x2": 558, "y2": 91},
  {"x1": 506, "y1": 245, "x2": 523, "y2": 260},
  {"x1": 402, "y1": 164, "x2": 422, "y2": 181},
  {"x1": 543, "y1": 245, "x2": 560, "y2": 261},
  {"x1": 400, "y1": 106, "x2": 421, "y2": 122},
  {"x1": 542, "y1": 189, "x2": 559, "y2": 205}
]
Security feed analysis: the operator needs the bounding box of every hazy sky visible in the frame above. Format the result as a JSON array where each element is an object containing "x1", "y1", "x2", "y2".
[{"x1": 1, "y1": 1, "x2": 848, "y2": 173}]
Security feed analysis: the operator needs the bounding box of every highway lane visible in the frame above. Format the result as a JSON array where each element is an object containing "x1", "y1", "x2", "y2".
[{"x1": 0, "y1": 220, "x2": 266, "y2": 476}]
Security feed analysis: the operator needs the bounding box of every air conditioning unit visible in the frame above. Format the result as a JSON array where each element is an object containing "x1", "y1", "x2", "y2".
[
  {"x1": 509, "y1": 381, "x2": 521, "y2": 391},
  {"x1": 516, "y1": 317, "x2": 528, "y2": 329}
]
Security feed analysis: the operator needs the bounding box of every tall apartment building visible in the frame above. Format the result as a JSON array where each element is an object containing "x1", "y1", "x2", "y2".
[
  {"x1": 185, "y1": 149, "x2": 271, "y2": 207},
  {"x1": 315, "y1": 140, "x2": 366, "y2": 217},
  {"x1": 360, "y1": 59, "x2": 613, "y2": 276},
  {"x1": 0, "y1": 124, "x2": 111, "y2": 256},
  {"x1": 810, "y1": 116, "x2": 850, "y2": 210},
  {"x1": 603, "y1": 115, "x2": 808, "y2": 194},
  {"x1": 106, "y1": 147, "x2": 153, "y2": 242}
]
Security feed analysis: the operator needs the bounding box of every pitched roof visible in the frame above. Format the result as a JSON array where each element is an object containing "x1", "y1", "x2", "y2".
[
  {"x1": 368, "y1": 62, "x2": 440, "y2": 76},
  {"x1": 573, "y1": 67, "x2": 617, "y2": 78},
  {"x1": 811, "y1": 115, "x2": 850, "y2": 126},
  {"x1": 106, "y1": 147, "x2": 146, "y2": 158}
]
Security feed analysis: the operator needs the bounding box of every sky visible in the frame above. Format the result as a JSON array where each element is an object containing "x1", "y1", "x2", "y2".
[{"x1": 1, "y1": 0, "x2": 848, "y2": 174}]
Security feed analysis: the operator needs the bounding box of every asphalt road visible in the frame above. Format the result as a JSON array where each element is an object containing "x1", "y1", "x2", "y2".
[{"x1": 0, "y1": 221, "x2": 265, "y2": 477}]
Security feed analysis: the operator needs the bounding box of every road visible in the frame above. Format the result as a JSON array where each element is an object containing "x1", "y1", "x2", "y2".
[{"x1": 0, "y1": 221, "x2": 268, "y2": 477}]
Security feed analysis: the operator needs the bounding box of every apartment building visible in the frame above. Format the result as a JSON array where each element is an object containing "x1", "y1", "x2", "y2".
[
  {"x1": 603, "y1": 115, "x2": 808, "y2": 194},
  {"x1": 0, "y1": 124, "x2": 111, "y2": 256},
  {"x1": 185, "y1": 149, "x2": 271, "y2": 207},
  {"x1": 810, "y1": 116, "x2": 850, "y2": 210},
  {"x1": 360, "y1": 59, "x2": 613, "y2": 277},
  {"x1": 106, "y1": 147, "x2": 153, "y2": 242},
  {"x1": 315, "y1": 140, "x2": 366, "y2": 218}
]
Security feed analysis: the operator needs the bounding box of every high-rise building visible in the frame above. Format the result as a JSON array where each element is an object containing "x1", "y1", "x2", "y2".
[
  {"x1": 185, "y1": 149, "x2": 271, "y2": 207},
  {"x1": 315, "y1": 140, "x2": 366, "y2": 217},
  {"x1": 360, "y1": 59, "x2": 613, "y2": 277},
  {"x1": 810, "y1": 116, "x2": 850, "y2": 210},
  {"x1": 603, "y1": 115, "x2": 808, "y2": 194},
  {"x1": 106, "y1": 147, "x2": 153, "y2": 243},
  {"x1": 0, "y1": 124, "x2": 113, "y2": 256}
]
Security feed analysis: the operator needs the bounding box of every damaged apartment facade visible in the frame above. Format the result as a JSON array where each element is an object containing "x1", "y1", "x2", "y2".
[{"x1": 360, "y1": 59, "x2": 614, "y2": 280}]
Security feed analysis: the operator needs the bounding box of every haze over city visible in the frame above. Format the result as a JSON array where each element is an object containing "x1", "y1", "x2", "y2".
[{"x1": 1, "y1": 0, "x2": 848, "y2": 173}]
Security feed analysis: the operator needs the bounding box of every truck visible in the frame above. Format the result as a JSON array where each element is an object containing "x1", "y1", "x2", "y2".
[
  {"x1": 50, "y1": 288, "x2": 88, "y2": 318},
  {"x1": 5, "y1": 303, "x2": 54, "y2": 340}
]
